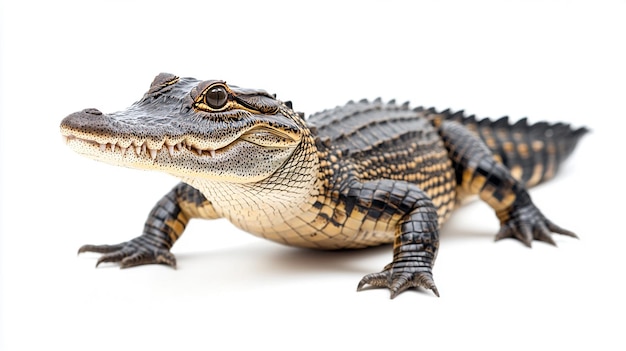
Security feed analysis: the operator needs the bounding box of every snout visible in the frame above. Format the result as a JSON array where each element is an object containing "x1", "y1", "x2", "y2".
[{"x1": 60, "y1": 108, "x2": 110, "y2": 138}]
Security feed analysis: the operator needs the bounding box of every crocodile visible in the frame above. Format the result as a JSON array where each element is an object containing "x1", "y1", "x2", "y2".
[{"x1": 60, "y1": 73, "x2": 587, "y2": 298}]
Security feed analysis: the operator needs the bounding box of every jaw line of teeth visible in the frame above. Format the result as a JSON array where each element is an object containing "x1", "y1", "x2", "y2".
[{"x1": 64, "y1": 135, "x2": 218, "y2": 160}]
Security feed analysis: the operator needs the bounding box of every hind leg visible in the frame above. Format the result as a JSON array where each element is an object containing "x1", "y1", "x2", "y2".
[{"x1": 436, "y1": 120, "x2": 577, "y2": 246}]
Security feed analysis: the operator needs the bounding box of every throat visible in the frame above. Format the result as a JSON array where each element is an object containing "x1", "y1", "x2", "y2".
[{"x1": 182, "y1": 144, "x2": 320, "y2": 233}]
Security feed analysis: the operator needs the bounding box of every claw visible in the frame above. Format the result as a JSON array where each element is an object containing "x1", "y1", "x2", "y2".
[
  {"x1": 519, "y1": 222, "x2": 533, "y2": 247},
  {"x1": 78, "y1": 243, "x2": 125, "y2": 254},
  {"x1": 496, "y1": 203, "x2": 577, "y2": 247},
  {"x1": 78, "y1": 238, "x2": 176, "y2": 269},
  {"x1": 534, "y1": 221, "x2": 557, "y2": 246},
  {"x1": 119, "y1": 252, "x2": 149, "y2": 268},
  {"x1": 156, "y1": 252, "x2": 177, "y2": 268},
  {"x1": 357, "y1": 272, "x2": 386, "y2": 291},
  {"x1": 119, "y1": 251, "x2": 177, "y2": 269},
  {"x1": 358, "y1": 268, "x2": 439, "y2": 298},
  {"x1": 546, "y1": 219, "x2": 578, "y2": 239},
  {"x1": 536, "y1": 231, "x2": 557, "y2": 246},
  {"x1": 495, "y1": 227, "x2": 513, "y2": 242},
  {"x1": 95, "y1": 248, "x2": 133, "y2": 267}
]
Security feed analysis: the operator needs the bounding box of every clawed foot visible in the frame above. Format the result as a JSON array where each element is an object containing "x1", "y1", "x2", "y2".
[
  {"x1": 78, "y1": 236, "x2": 176, "y2": 268},
  {"x1": 496, "y1": 203, "x2": 578, "y2": 247},
  {"x1": 357, "y1": 264, "x2": 439, "y2": 299}
]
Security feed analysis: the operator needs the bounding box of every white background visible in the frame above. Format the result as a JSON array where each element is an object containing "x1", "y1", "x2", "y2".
[{"x1": 1, "y1": 1, "x2": 625, "y2": 350}]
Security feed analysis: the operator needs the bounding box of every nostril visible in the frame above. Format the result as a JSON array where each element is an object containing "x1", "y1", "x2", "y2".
[
  {"x1": 83, "y1": 108, "x2": 102, "y2": 115},
  {"x1": 60, "y1": 108, "x2": 107, "y2": 131}
]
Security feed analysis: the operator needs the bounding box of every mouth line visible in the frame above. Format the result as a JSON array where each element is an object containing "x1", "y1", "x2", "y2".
[
  {"x1": 61, "y1": 126, "x2": 297, "y2": 161},
  {"x1": 62, "y1": 134, "x2": 227, "y2": 160}
]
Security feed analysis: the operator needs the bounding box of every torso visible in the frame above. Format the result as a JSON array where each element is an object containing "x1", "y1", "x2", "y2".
[{"x1": 189, "y1": 100, "x2": 457, "y2": 250}]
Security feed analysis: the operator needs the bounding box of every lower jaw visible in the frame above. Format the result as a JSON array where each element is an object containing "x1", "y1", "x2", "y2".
[{"x1": 66, "y1": 138, "x2": 296, "y2": 183}]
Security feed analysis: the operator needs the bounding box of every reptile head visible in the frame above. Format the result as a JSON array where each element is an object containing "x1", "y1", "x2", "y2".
[{"x1": 60, "y1": 73, "x2": 307, "y2": 183}]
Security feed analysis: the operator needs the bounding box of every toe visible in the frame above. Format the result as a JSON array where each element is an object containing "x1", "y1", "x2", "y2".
[
  {"x1": 357, "y1": 271, "x2": 388, "y2": 291},
  {"x1": 156, "y1": 251, "x2": 177, "y2": 268},
  {"x1": 120, "y1": 252, "x2": 150, "y2": 268},
  {"x1": 534, "y1": 221, "x2": 557, "y2": 246},
  {"x1": 495, "y1": 225, "x2": 513, "y2": 242},
  {"x1": 78, "y1": 243, "x2": 125, "y2": 254},
  {"x1": 546, "y1": 219, "x2": 578, "y2": 238},
  {"x1": 517, "y1": 222, "x2": 533, "y2": 248},
  {"x1": 95, "y1": 247, "x2": 133, "y2": 267},
  {"x1": 389, "y1": 275, "x2": 411, "y2": 299},
  {"x1": 359, "y1": 268, "x2": 439, "y2": 298}
]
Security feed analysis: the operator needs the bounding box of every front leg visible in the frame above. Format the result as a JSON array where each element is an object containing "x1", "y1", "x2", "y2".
[
  {"x1": 78, "y1": 182, "x2": 218, "y2": 268},
  {"x1": 351, "y1": 180, "x2": 441, "y2": 298}
]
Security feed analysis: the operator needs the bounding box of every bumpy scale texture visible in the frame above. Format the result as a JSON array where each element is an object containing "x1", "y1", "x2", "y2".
[{"x1": 61, "y1": 73, "x2": 587, "y2": 298}]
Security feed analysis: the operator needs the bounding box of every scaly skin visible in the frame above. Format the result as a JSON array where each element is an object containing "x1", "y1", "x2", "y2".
[{"x1": 61, "y1": 73, "x2": 587, "y2": 298}]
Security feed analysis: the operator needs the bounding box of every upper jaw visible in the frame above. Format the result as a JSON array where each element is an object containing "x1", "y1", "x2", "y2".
[
  {"x1": 60, "y1": 121, "x2": 300, "y2": 161},
  {"x1": 61, "y1": 103, "x2": 301, "y2": 152},
  {"x1": 59, "y1": 105, "x2": 303, "y2": 182}
]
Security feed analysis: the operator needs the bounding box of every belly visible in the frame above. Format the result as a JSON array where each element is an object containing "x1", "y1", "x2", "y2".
[{"x1": 231, "y1": 197, "x2": 410, "y2": 250}]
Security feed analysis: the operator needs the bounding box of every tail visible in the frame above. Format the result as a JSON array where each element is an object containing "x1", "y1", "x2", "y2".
[{"x1": 439, "y1": 110, "x2": 588, "y2": 188}]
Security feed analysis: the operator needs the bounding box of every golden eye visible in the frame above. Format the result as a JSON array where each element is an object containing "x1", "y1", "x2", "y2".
[{"x1": 204, "y1": 85, "x2": 228, "y2": 109}]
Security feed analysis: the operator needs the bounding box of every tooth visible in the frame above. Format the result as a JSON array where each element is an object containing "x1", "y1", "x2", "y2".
[
  {"x1": 99, "y1": 143, "x2": 106, "y2": 152},
  {"x1": 62, "y1": 135, "x2": 69, "y2": 144},
  {"x1": 149, "y1": 148, "x2": 157, "y2": 160},
  {"x1": 135, "y1": 145, "x2": 142, "y2": 156},
  {"x1": 175, "y1": 143, "x2": 183, "y2": 152},
  {"x1": 110, "y1": 143, "x2": 116, "y2": 152},
  {"x1": 167, "y1": 145, "x2": 175, "y2": 156},
  {"x1": 120, "y1": 146, "x2": 128, "y2": 156},
  {"x1": 210, "y1": 149, "x2": 216, "y2": 158},
  {"x1": 197, "y1": 149, "x2": 203, "y2": 156}
]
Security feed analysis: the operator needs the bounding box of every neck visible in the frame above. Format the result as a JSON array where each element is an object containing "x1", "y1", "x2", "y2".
[{"x1": 183, "y1": 136, "x2": 321, "y2": 232}]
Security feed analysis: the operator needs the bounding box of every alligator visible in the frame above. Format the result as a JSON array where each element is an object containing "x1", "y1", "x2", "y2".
[{"x1": 60, "y1": 73, "x2": 587, "y2": 298}]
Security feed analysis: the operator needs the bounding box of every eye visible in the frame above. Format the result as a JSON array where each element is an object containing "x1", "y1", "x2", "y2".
[{"x1": 204, "y1": 85, "x2": 228, "y2": 109}]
